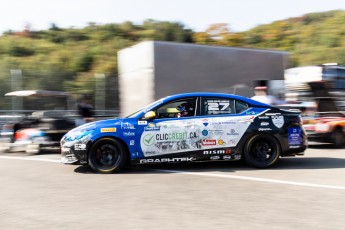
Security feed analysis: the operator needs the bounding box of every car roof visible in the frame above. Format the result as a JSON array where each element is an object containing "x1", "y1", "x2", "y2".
[{"x1": 164, "y1": 92, "x2": 272, "y2": 107}]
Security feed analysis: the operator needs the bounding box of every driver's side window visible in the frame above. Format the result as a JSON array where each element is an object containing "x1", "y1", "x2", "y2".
[{"x1": 155, "y1": 98, "x2": 197, "y2": 119}]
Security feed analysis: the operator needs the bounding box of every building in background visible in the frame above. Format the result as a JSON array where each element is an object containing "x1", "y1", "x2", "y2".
[{"x1": 118, "y1": 41, "x2": 288, "y2": 116}]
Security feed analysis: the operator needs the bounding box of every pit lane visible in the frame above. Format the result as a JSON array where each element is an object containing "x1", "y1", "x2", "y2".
[{"x1": 0, "y1": 144, "x2": 344, "y2": 229}]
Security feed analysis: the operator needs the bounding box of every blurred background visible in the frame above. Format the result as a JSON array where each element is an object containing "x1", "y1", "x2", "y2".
[
  {"x1": 0, "y1": 0, "x2": 344, "y2": 151},
  {"x1": 0, "y1": 2, "x2": 343, "y2": 114}
]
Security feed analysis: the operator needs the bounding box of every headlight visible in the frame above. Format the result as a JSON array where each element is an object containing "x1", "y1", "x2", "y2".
[
  {"x1": 74, "y1": 122, "x2": 96, "y2": 132},
  {"x1": 315, "y1": 123, "x2": 330, "y2": 132},
  {"x1": 65, "y1": 130, "x2": 94, "y2": 142}
]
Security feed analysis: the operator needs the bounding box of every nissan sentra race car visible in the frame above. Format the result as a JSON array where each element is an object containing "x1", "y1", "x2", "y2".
[{"x1": 61, "y1": 92, "x2": 307, "y2": 173}]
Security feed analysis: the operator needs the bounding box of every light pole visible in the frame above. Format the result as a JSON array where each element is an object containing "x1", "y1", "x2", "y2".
[{"x1": 10, "y1": 69, "x2": 23, "y2": 113}]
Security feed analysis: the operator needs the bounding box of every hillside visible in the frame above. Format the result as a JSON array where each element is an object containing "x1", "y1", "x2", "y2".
[
  {"x1": 0, "y1": 20, "x2": 193, "y2": 109},
  {"x1": 240, "y1": 10, "x2": 345, "y2": 67},
  {"x1": 192, "y1": 10, "x2": 345, "y2": 67},
  {"x1": 0, "y1": 10, "x2": 344, "y2": 109}
]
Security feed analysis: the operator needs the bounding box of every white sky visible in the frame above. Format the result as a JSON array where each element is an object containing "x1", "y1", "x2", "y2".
[{"x1": 1, "y1": 0, "x2": 345, "y2": 33}]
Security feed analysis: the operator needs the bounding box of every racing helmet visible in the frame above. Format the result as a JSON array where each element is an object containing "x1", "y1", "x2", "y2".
[{"x1": 177, "y1": 102, "x2": 194, "y2": 117}]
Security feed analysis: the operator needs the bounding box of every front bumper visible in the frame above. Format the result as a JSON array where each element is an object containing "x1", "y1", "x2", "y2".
[
  {"x1": 303, "y1": 124, "x2": 334, "y2": 143},
  {"x1": 61, "y1": 152, "x2": 79, "y2": 164},
  {"x1": 61, "y1": 144, "x2": 79, "y2": 164},
  {"x1": 61, "y1": 143, "x2": 90, "y2": 165},
  {"x1": 60, "y1": 127, "x2": 94, "y2": 165}
]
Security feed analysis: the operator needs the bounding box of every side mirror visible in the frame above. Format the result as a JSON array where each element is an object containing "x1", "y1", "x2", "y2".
[{"x1": 144, "y1": 111, "x2": 156, "y2": 120}]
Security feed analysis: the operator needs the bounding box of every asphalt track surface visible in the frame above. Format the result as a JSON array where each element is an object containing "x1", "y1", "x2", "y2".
[{"x1": 0, "y1": 144, "x2": 344, "y2": 230}]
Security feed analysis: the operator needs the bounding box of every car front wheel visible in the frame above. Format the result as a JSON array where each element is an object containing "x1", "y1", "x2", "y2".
[
  {"x1": 331, "y1": 128, "x2": 344, "y2": 148},
  {"x1": 88, "y1": 138, "x2": 128, "y2": 173},
  {"x1": 243, "y1": 134, "x2": 281, "y2": 168}
]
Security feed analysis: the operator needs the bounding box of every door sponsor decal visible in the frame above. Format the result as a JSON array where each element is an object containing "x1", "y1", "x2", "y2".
[{"x1": 140, "y1": 115, "x2": 254, "y2": 157}]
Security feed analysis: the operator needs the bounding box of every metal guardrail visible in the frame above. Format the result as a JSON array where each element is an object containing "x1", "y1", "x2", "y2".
[
  {"x1": 0, "y1": 110, "x2": 120, "y2": 116},
  {"x1": 0, "y1": 110, "x2": 121, "y2": 125}
]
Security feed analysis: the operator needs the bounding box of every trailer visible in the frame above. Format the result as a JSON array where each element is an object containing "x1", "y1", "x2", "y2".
[{"x1": 118, "y1": 41, "x2": 289, "y2": 116}]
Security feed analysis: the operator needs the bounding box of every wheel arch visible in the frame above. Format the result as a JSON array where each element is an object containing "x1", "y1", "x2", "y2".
[
  {"x1": 242, "y1": 133, "x2": 282, "y2": 153},
  {"x1": 87, "y1": 135, "x2": 131, "y2": 164},
  {"x1": 238, "y1": 133, "x2": 282, "y2": 155},
  {"x1": 242, "y1": 133, "x2": 282, "y2": 168}
]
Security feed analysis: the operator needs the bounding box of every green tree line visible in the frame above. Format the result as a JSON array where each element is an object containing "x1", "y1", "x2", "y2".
[{"x1": 0, "y1": 11, "x2": 344, "y2": 110}]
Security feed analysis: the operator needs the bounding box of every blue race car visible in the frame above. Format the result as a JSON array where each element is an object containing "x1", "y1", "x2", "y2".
[{"x1": 60, "y1": 92, "x2": 307, "y2": 173}]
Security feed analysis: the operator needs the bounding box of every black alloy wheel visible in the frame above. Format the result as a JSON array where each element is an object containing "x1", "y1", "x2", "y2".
[
  {"x1": 88, "y1": 138, "x2": 128, "y2": 173},
  {"x1": 243, "y1": 134, "x2": 281, "y2": 168}
]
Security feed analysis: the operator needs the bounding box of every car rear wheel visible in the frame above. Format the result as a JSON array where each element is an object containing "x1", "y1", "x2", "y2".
[
  {"x1": 243, "y1": 134, "x2": 280, "y2": 168},
  {"x1": 88, "y1": 138, "x2": 128, "y2": 173}
]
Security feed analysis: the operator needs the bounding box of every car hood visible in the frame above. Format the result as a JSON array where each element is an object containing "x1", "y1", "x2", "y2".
[
  {"x1": 61, "y1": 118, "x2": 126, "y2": 145},
  {"x1": 72, "y1": 118, "x2": 123, "y2": 131}
]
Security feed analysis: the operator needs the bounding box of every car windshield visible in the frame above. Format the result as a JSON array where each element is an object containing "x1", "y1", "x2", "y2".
[{"x1": 126, "y1": 97, "x2": 167, "y2": 118}]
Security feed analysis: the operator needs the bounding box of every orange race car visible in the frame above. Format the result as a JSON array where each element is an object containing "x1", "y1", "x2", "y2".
[
  {"x1": 301, "y1": 81, "x2": 345, "y2": 147},
  {"x1": 303, "y1": 113, "x2": 345, "y2": 147}
]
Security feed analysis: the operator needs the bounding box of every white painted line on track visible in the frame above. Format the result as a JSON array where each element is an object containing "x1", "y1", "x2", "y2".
[
  {"x1": 0, "y1": 155, "x2": 60, "y2": 163},
  {"x1": 155, "y1": 169, "x2": 345, "y2": 190},
  {"x1": 1, "y1": 155, "x2": 345, "y2": 190}
]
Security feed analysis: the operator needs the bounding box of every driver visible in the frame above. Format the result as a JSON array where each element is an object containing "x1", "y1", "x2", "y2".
[{"x1": 177, "y1": 102, "x2": 194, "y2": 117}]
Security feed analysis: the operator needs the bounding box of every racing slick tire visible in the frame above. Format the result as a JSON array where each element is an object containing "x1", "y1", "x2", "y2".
[
  {"x1": 243, "y1": 134, "x2": 281, "y2": 168},
  {"x1": 88, "y1": 138, "x2": 128, "y2": 173},
  {"x1": 331, "y1": 128, "x2": 344, "y2": 148}
]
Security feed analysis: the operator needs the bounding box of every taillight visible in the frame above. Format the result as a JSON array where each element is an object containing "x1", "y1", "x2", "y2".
[{"x1": 14, "y1": 131, "x2": 28, "y2": 140}]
